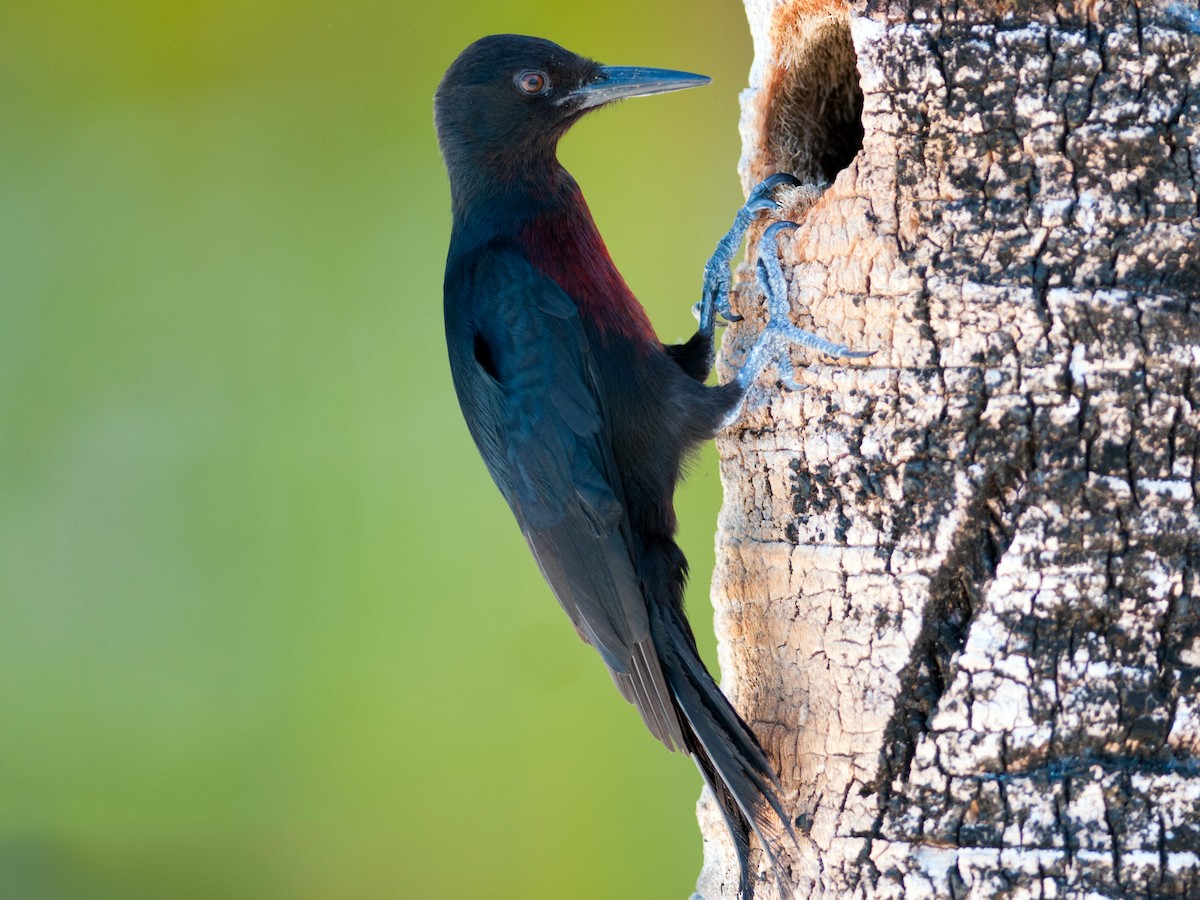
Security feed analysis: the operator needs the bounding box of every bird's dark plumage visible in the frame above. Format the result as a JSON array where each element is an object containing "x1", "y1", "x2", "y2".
[{"x1": 435, "y1": 34, "x2": 794, "y2": 897}]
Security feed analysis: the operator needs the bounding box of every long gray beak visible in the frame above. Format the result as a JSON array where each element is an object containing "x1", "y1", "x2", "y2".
[{"x1": 564, "y1": 65, "x2": 711, "y2": 110}]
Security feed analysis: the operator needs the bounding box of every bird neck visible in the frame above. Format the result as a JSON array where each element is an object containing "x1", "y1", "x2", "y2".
[
  {"x1": 451, "y1": 163, "x2": 658, "y2": 346},
  {"x1": 517, "y1": 186, "x2": 657, "y2": 345},
  {"x1": 444, "y1": 139, "x2": 564, "y2": 219}
]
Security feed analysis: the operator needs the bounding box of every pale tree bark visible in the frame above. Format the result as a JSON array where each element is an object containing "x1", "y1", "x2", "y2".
[{"x1": 695, "y1": 0, "x2": 1200, "y2": 897}]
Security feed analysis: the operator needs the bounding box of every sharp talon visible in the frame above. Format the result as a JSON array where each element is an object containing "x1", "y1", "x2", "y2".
[
  {"x1": 761, "y1": 220, "x2": 800, "y2": 243},
  {"x1": 745, "y1": 172, "x2": 801, "y2": 208},
  {"x1": 759, "y1": 173, "x2": 802, "y2": 190},
  {"x1": 776, "y1": 356, "x2": 805, "y2": 392},
  {"x1": 695, "y1": 300, "x2": 731, "y2": 328},
  {"x1": 779, "y1": 372, "x2": 806, "y2": 392}
]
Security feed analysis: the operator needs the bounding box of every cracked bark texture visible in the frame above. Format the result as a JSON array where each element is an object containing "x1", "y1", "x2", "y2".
[{"x1": 695, "y1": 1, "x2": 1200, "y2": 897}]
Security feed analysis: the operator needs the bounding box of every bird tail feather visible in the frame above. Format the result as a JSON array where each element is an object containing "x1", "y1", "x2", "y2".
[{"x1": 652, "y1": 604, "x2": 798, "y2": 899}]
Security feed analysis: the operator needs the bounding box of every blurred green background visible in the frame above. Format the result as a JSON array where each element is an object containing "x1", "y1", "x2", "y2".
[{"x1": 1, "y1": 2, "x2": 752, "y2": 897}]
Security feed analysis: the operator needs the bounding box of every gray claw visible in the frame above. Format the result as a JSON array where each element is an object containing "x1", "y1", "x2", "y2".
[
  {"x1": 776, "y1": 354, "x2": 806, "y2": 392},
  {"x1": 744, "y1": 173, "x2": 801, "y2": 212},
  {"x1": 691, "y1": 300, "x2": 729, "y2": 326}
]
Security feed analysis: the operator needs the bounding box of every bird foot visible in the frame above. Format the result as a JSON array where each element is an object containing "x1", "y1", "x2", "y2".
[
  {"x1": 732, "y1": 221, "x2": 875, "y2": 393},
  {"x1": 696, "y1": 173, "x2": 801, "y2": 335}
]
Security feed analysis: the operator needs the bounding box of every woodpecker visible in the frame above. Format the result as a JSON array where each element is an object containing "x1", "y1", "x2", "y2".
[{"x1": 434, "y1": 33, "x2": 868, "y2": 897}]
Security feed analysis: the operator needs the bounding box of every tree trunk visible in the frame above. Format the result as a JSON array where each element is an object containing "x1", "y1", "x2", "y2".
[{"x1": 696, "y1": 1, "x2": 1200, "y2": 897}]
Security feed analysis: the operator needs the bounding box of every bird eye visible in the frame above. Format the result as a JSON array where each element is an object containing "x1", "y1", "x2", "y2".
[{"x1": 515, "y1": 69, "x2": 549, "y2": 95}]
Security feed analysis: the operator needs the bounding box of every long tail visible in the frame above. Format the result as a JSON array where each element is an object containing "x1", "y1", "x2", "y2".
[{"x1": 650, "y1": 602, "x2": 797, "y2": 899}]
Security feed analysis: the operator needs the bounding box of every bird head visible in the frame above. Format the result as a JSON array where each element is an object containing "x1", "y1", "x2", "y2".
[{"x1": 434, "y1": 34, "x2": 709, "y2": 208}]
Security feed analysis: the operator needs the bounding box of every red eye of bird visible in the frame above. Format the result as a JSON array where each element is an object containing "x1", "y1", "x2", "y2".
[{"x1": 515, "y1": 69, "x2": 549, "y2": 95}]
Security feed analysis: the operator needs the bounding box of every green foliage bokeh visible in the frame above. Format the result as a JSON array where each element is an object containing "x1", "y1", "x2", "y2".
[{"x1": 1, "y1": 2, "x2": 751, "y2": 897}]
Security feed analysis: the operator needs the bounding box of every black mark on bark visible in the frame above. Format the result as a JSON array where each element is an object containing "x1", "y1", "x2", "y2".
[{"x1": 863, "y1": 464, "x2": 1025, "y2": 810}]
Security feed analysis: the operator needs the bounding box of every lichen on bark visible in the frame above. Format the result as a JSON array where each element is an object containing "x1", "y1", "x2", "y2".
[{"x1": 698, "y1": 1, "x2": 1200, "y2": 897}]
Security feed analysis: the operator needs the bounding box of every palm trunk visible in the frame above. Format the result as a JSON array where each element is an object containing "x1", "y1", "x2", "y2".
[{"x1": 697, "y1": 1, "x2": 1200, "y2": 896}]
